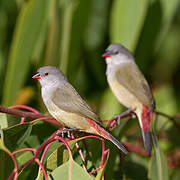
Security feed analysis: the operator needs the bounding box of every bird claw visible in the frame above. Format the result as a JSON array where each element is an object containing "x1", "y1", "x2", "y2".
[
  {"x1": 111, "y1": 108, "x2": 135, "y2": 125},
  {"x1": 56, "y1": 127, "x2": 79, "y2": 138},
  {"x1": 111, "y1": 114, "x2": 121, "y2": 125}
]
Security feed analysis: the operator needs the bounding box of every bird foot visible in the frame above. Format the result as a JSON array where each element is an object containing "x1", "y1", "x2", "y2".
[
  {"x1": 56, "y1": 127, "x2": 79, "y2": 138},
  {"x1": 111, "y1": 108, "x2": 135, "y2": 125}
]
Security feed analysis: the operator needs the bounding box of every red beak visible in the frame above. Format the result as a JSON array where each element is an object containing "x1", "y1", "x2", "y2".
[
  {"x1": 102, "y1": 51, "x2": 112, "y2": 58},
  {"x1": 32, "y1": 72, "x2": 41, "y2": 79}
]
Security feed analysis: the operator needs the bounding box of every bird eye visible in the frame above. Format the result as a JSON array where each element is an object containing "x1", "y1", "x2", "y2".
[{"x1": 45, "y1": 72, "x2": 49, "y2": 76}]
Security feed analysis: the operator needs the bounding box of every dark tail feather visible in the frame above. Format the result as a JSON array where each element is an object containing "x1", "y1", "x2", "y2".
[
  {"x1": 105, "y1": 131, "x2": 128, "y2": 154},
  {"x1": 141, "y1": 130, "x2": 152, "y2": 156},
  {"x1": 141, "y1": 126, "x2": 158, "y2": 156}
]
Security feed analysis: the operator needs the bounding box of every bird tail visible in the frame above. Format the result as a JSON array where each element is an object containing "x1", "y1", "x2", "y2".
[
  {"x1": 137, "y1": 104, "x2": 156, "y2": 156},
  {"x1": 87, "y1": 119, "x2": 128, "y2": 154},
  {"x1": 105, "y1": 131, "x2": 128, "y2": 154}
]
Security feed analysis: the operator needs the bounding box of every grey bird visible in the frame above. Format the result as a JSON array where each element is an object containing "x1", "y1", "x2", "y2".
[
  {"x1": 32, "y1": 66, "x2": 128, "y2": 154},
  {"x1": 103, "y1": 43, "x2": 156, "y2": 156}
]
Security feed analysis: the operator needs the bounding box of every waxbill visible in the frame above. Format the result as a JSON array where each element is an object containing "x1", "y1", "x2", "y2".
[
  {"x1": 103, "y1": 43, "x2": 155, "y2": 155},
  {"x1": 32, "y1": 66, "x2": 128, "y2": 154}
]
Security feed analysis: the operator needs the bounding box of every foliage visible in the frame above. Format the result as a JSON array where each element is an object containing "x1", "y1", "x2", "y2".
[{"x1": 0, "y1": 0, "x2": 180, "y2": 179}]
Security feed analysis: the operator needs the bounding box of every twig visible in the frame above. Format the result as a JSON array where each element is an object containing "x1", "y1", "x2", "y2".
[
  {"x1": 155, "y1": 111, "x2": 180, "y2": 131},
  {"x1": 0, "y1": 106, "x2": 46, "y2": 119},
  {"x1": 175, "y1": 113, "x2": 180, "y2": 118},
  {"x1": 167, "y1": 148, "x2": 180, "y2": 168},
  {"x1": 124, "y1": 142, "x2": 148, "y2": 156},
  {"x1": 0, "y1": 106, "x2": 62, "y2": 127},
  {"x1": 71, "y1": 133, "x2": 86, "y2": 167},
  {"x1": 35, "y1": 158, "x2": 48, "y2": 180}
]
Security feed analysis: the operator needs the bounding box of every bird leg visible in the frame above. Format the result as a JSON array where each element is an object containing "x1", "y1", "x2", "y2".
[
  {"x1": 56, "y1": 127, "x2": 79, "y2": 138},
  {"x1": 111, "y1": 107, "x2": 135, "y2": 125}
]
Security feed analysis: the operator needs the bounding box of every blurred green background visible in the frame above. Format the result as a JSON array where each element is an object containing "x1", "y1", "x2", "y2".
[{"x1": 0, "y1": 0, "x2": 180, "y2": 179}]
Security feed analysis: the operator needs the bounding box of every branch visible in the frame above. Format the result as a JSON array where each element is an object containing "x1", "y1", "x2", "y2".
[
  {"x1": 124, "y1": 142, "x2": 148, "y2": 156},
  {"x1": 167, "y1": 148, "x2": 180, "y2": 168},
  {"x1": 0, "y1": 106, "x2": 62, "y2": 127},
  {"x1": 155, "y1": 111, "x2": 180, "y2": 131},
  {"x1": 175, "y1": 113, "x2": 180, "y2": 118},
  {"x1": 0, "y1": 106, "x2": 46, "y2": 119}
]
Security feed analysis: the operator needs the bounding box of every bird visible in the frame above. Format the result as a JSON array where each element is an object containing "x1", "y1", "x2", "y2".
[
  {"x1": 102, "y1": 43, "x2": 156, "y2": 156},
  {"x1": 32, "y1": 66, "x2": 128, "y2": 154}
]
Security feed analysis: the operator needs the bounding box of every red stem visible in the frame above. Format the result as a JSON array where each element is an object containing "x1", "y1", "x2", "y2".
[
  {"x1": 12, "y1": 148, "x2": 36, "y2": 155},
  {"x1": 71, "y1": 133, "x2": 85, "y2": 164},
  {"x1": 8, "y1": 105, "x2": 39, "y2": 113},
  {"x1": 35, "y1": 158, "x2": 48, "y2": 180},
  {"x1": 40, "y1": 142, "x2": 54, "y2": 163},
  {"x1": 0, "y1": 106, "x2": 46, "y2": 119},
  {"x1": 77, "y1": 135, "x2": 108, "y2": 174},
  {"x1": 7, "y1": 152, "x2": 19, "y2": 180},
  {"x1": 124, "y1": 142, "x2": 148, "y2": 156}
]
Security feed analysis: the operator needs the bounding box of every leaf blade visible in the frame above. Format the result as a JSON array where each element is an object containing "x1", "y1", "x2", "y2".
[
  {"x1": 3, "y1": 0, "x2": 51, "y2": 106},
  {"x1": 110, "y1": 0, "x2": 148, "y2": 51}
]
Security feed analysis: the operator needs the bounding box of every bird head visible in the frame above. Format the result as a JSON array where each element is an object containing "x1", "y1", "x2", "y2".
[
  {"x1": 102, "y1": 43, "x2": 134, "y2": 65},
  {"x1": 32, "y1": 66, "x2": 66, "y2": 87}
]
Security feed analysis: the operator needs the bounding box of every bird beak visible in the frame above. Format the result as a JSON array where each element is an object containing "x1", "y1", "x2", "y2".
[
  {"x1": 32, "y1": 72, "x2": 41, "y2": 79},
  {"x1": 102, "y1": 51, "x2": 112, "y2": 58}
]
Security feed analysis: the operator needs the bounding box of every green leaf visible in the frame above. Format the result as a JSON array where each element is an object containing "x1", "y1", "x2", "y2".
[
  {"x1": 2, "y1": 123, "x2": 32, "y2": 151},
  {"x1": 3, "y1": 0, "x2": 51, "y2": 106},
  {"x1": 95, "y1": 150, "x2": 109, "y2": 180},
  {"x1": 16, "y1": 150, "x2": 34, "y2": 166},
  {"x1": 50, "y1": 158, "x2": 93, "y2": 180},
  {"x1": 123, "y1": 154, "x2": 148, "y2": 180},
  {"x1": 59, "y1": 0, "x2": 78, "y2": 73},
  {"x1": 36, "y1": 138, "x2": 82, "y2": 179},
  {"x1": 171, "y1": 169, "x2": 180, "y2": 180},
  {"x1": 18, "y1": 161, "x2": 39, "y2": 180},
  {"x1": 5, "y1": 121, "x2": 57, "y2": 166},
  {"x1": 32, "y1": 1, "x2": 54, "y2": 63},
  {"x1": 0, "y1": 139, "x2": 15, "y2": 180},
  {"x1": 110, "y1": 0, "x2": 148, "y2": 51},
  {"x1": 83, "y1": 0, "x2": 109, "y2": 88},
  {"x1": 0, "y1": 150, "x2": 14, "y2": 179},
  {"x1": 45, "y1": 143, "x2": 70, "y2": 175},
  {"x1": 0, "y1": 113, "x2": 8, "y2": 129},
  {"x1": 45, "y1": 138, "x2": 84, "y2": 175},
  {"x1": 135, "y1": 0, "x2": 179, "y2": 70},
  {"x1": 26, "y1": 120, "x2": 57, "y2": 148},
  {"x1": 66, "y1": 0, "x2": 91, "y2": 83},
  {"x1": 155, "y1": 0, "x2": 180, "y2": 50},
  {"x1": 148, "y1": 145, "x2": 169, "y2": 180},
  {"x1": 44, "y1": 1, "x2": 61, "y2": 66},
  {"x1": 85, "y1": 0, "x2": 109, "y2": 50}
]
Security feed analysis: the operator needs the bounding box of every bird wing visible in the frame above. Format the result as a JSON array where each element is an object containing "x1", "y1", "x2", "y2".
[
  {"x1": 51, "y1": 83, "x2": 100, "y2": 123},
  {"x1": 115, "y1": 62, "x2": 154, "y2": 110}
]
